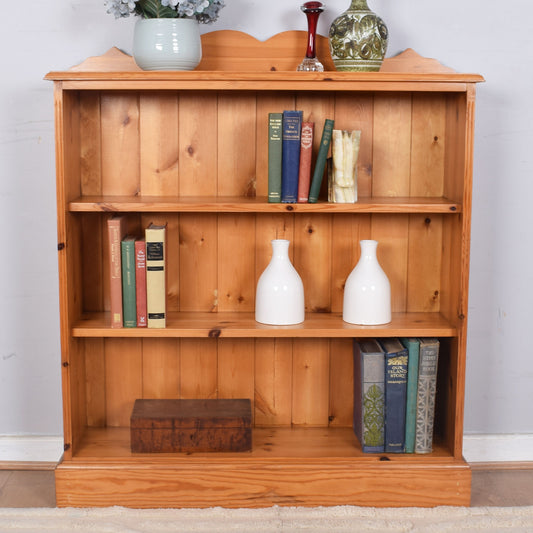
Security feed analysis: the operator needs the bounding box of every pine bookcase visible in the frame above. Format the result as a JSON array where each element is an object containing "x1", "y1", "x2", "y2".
[{"x1": 45, "y1": 31, "x2": 483, "y2": 508}]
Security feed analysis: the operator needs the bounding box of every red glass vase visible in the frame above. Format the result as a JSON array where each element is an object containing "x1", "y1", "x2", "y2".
[{"x1": 297, "y1": 2, "x2": 325, "y2": 72}]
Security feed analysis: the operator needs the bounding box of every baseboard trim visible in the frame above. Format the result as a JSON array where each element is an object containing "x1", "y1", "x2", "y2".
[
  {"x1": 463, "y1": 433, "x2": 533, "y2": 464},
  {"x1": 0, "y1": 436, "x2": 63, "y2": 468}
]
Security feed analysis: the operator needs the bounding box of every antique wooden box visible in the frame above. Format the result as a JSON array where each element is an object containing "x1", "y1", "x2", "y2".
[{"x1": 130, "y1": 399, "x2": 252, "y2": 453}]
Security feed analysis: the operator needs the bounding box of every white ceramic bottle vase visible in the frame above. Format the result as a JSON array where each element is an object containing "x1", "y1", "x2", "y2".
[
  {"x1": 255, "y1": 239, "x2": 305, "y2": 325},
  {"x1": 343, "y1": 239, "x2": 391, "y2": 325}
]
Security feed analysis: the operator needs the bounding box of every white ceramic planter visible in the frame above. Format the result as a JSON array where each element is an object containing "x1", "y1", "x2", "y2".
[
  {"x1": 255, "y1": 240, "x2": 305, "y2": 325},
  {"x1": 343, "y1": 239, "x2": 391, "y2": 325},
  {"x1": 133, "y1": 18, "x2": 202, "y2": 71}
]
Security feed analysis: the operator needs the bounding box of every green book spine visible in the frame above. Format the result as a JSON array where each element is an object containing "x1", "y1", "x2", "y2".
[
  {"x1": 308, "y1": 118, "x2": 334, "y2": 203},
  {"x1": 401, "y1": 337, "x2": 420, "y2": 453},
  {"x1": 268, "y1": 112, "x2": 283, "y2": 203},
  {"x1": 121, "y1": 236, "x2": 137, "y2": 328}
]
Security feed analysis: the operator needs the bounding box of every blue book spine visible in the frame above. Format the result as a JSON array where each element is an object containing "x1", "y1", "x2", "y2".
[
  {"x1": 379, "y1": 338, "x2": 408, "y2": 453},
  {"x1": 281, "y1": 110, "x2": 303, "y2": 203},
  {"x1": 401, "y1": 338, "x2": 420, "y2": 453}
]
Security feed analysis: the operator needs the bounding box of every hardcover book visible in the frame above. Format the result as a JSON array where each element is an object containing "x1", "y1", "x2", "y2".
[
  {"x1": 281, "y1": 110, "x2": 303, "y2": 203},
  {"x1": 415, "y1": 338, "x2": 440, "y2": 453},
  {"x1": 121, "y1": 236, "x2": 137, "y2": 328},
  {"x1": 145, "y1": 223, "x2": 167, "y2": 329},
  {"x1": 107, "y1": 215, "x2": 127, "y2": 328},
  {"x1": 135, "y1": 237, "x2": 147, "y2": 328},
  {"x1": 401, "y1": 337, "x2": 420, "y2": 453},
  {"x1": 308, "y1": 118, "x2": 334, "y2": 203},
  {"x1": 353, "y1": 338, "x2": 385, "y2": 453},
  {"x1": 268, "y1": 112, "x2": 283, "y2": 203},
  {"x1": 297, "y1": 121, "x2": 314, "y2": 203},
  {"x1": 379, "y1": 338, "x2": 409, "y2": 453}
]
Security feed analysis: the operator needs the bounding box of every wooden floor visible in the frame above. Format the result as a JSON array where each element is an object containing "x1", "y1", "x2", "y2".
[{"x1": 1, "y1": 465, "x2": 533, "y2": 507}]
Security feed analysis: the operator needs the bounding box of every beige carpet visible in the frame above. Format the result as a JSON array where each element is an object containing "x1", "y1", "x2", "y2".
[{"x1": 0, "y1": 506, "x2": 533, "y2": 533}]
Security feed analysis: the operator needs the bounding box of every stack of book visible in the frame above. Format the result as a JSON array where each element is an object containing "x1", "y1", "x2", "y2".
[
  {"x1": 268, "y1": 111, "x2": 334, "y2": 204},
  {"x1": 353, "y1": 337, "x2": 440, "y2": 454},
  {"x1": 107, "y1": 216, "x2": 167, "y2": 329}
]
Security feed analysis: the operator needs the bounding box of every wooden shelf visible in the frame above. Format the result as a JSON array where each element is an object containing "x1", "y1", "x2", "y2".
[
  {"x1": 69, "y1": 196, "x2": 462, "y2": 214},
  {"x1": 55, "y1": 427, "x2": 471, "y2": 508},
  {"x1": 72, "y1": 311, "x2": 457, "y2": 338}
]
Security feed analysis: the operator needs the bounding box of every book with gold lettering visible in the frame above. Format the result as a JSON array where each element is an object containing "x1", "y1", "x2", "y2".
[
  {"x1": 401, "y1": 338, "x2": 420, "y2": 453},
  {"x1": 415, "y1": 338, "x2": 440, "y2": 453},
  {"x1": 281, "y1": 110, "x2": 303, "y2": 203},
  {"x1": 379, "y1": 338, "x2": 408, "y2": 453},
  {"x1": 121, "y1": 235, "x2": 137, "y2": 328},
  {"x1": 268, "y1": 112, "x2": 283, "y2": 203},
  {"x1": 135, "y1": 237, "x2": 147, "y2": 328},
  {"x1": 145, "y1": 223, "x2": 166, "y2": 328}
]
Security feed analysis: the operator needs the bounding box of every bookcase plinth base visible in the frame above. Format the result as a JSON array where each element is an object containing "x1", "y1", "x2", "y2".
[{"x1": 55, "y1": 459, "x2": 471, "y2": 508}]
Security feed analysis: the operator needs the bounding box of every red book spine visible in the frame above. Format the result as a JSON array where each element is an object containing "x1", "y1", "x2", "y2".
[
  {"x1": 135, "y1": 238, "x2": 147, "y2": 328},
  {"x1": 297, "y1": 122, "x2": 314, "y2": 203},
  {"x1": 107, "y1": 216, "x2": 126, "y2": 328}
]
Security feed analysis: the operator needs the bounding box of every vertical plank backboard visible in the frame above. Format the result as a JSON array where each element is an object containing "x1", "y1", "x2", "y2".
[
  {"x1": 407, "y1": 214, "x2": 443, "y2": 312},
  {"x1": 84, "y1": 338, "x2": 106, "y2": 427},
  {"x1": 142, "y1": 338, "x2": 180, "y2": 399},
  {"x1": 329, "y1": 339, "x2": 354, "y2": 427},
  {"x1": 100, "y1": 93, "x2": 140, "y2": 196},
  {"x1": 217, "y1": 94, "x2": 257, "y2": 197},
  {"x1": 218, "y1": 215, "x2": 256, "y2": 312},
  {"x1": 179, "y1": 214, "x2": 218, "y2": 312},
  {"x1": 371, "y1": 214, "x2": 409, "y2": 313},
  {"x1": 104, "y1": 338, "x2": 142, "y2": 427},
  {"x1": 372, "y1": 94, "x2": 412, "y2": 196},
  {"x1": 218, "y1": 339, "x2": 255, "y2": 407},
  {"x1": 330, "y1": 214, "x2": 372, "y2": 313},
  {"x1": 294, "y1": 214, "x2": 332, "y2": 313},
  {"x1": 334, "y1": 94, "x2": 374, "y2": 198},
  {"x1": 178, "y1": 93, "x2": 218, "y2": 196},
  {"x1": 254, "y1": 339, "x2": 293, "y2": 427},
  {"x1": 292, "y1": 339, "x2": 330, "y2": 426},
  {"x1": 410, "y1": 94, "x2": 446, "y2": 197},
  {"x1": 140, "y1": 93, "x2": 179, "y2": 195},
  {"x1": 180, "y1": 339, "x2": 218, "y2": 399}
]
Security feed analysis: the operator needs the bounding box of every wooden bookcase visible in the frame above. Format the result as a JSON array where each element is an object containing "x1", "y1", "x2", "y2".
[{"x1": 45, "y1": 31, "x2": 483, "y2": 508}]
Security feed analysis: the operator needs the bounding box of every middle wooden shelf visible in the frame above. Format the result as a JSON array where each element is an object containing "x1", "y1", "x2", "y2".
[{"x1": 71, "y1": 311, "x2": 457, "y2": 338}]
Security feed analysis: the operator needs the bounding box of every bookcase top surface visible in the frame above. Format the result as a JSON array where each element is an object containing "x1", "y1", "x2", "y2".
[{"x1": 45, "y1": 30, "x2": 484, "y2": 85}]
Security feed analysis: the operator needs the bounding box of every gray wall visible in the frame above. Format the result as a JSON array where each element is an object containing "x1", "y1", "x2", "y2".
[{"x1": 1, "y1": 0, "x2": 530, "y2": 437}]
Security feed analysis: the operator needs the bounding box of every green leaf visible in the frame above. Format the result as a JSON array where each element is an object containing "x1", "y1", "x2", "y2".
[{"x1": 135, "y1": 0, "x2": 179, "y2": 18}]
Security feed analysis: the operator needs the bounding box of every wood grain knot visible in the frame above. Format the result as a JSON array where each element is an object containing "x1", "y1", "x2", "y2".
[{"x1": 208, "y1": 329, "x2": 221, "y2": 338}]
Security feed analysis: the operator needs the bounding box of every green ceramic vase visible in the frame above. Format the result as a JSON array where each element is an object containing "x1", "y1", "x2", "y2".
[{"x1": 329, "y1": 0, "x2": 388, "y2": 71}]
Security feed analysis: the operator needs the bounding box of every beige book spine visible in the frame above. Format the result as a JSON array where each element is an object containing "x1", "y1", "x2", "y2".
[{"x1": 145, "y1": 223, "x2": 167, "y2": 328}]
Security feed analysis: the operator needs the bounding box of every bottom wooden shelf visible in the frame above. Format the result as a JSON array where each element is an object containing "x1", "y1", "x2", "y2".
[{"x1": 56, "y1": 427, "x2": 471, "y2": 508}]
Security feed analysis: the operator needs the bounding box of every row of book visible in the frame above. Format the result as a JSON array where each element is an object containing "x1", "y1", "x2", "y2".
[
  {"x1": 268, "y1": 111, "x2": 334, "y2": 204},
  {"x1": 353, "y1": 337, "x2": 440, "y2": 454},
  {"x1": 108, "y1": 215, "x2": 167, "y2": 329}
]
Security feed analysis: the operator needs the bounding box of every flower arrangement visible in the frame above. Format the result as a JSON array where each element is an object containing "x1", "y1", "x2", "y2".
[{"x1": 106, "y1": 0, "x2": 225, "y2": 23}]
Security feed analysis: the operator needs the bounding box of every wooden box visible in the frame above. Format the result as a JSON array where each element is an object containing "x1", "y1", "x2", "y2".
[{"x1": 130, "y1": 399, "x2": 252, "y2": 453}]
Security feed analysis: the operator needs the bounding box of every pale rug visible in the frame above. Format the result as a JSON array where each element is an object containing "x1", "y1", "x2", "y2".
[{"x1": 1, "y1": 506, "x2": 533, "y2": 533}]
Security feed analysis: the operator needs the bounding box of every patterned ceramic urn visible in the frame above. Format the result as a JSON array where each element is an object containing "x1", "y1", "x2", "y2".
[{"x1": 329, "y1": 0, "x2": 388, "y2": 71}]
